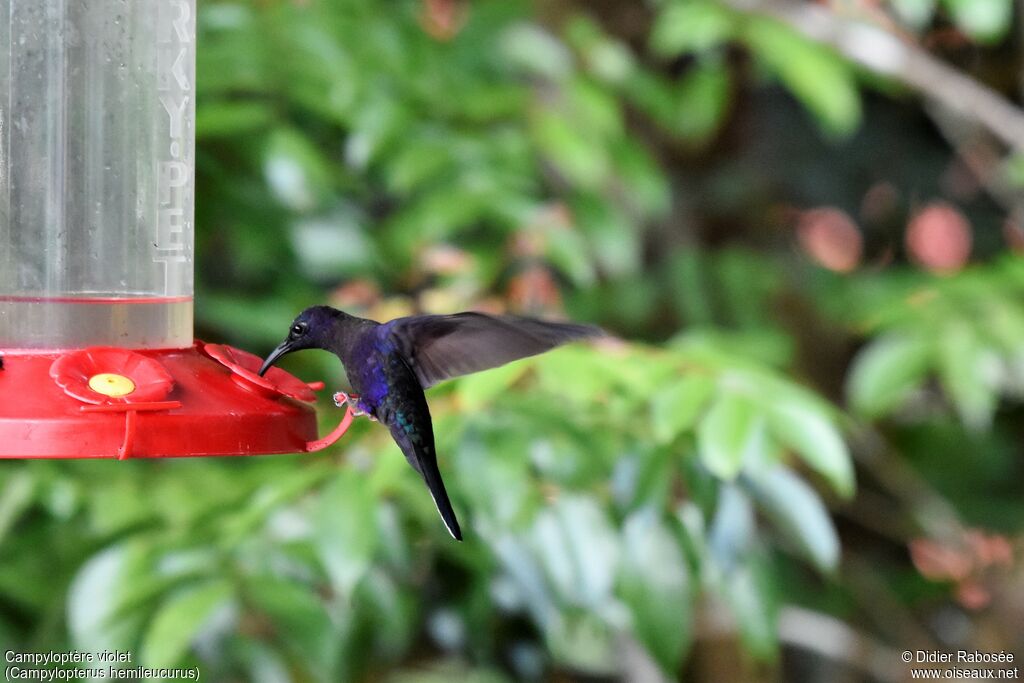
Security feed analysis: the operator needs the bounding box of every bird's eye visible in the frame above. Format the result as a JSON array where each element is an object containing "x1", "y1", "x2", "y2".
[{"x1": 290, "y1": 323, "x2": 307, "y2": 337}]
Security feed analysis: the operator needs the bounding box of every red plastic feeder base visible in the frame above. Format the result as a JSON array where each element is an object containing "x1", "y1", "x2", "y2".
[{"x1": 0, "y1": 341, "x2": 353, "y2": 459}]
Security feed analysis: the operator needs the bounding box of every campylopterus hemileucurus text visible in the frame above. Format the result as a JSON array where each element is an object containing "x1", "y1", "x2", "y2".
[{"x1": 258, "y1": 305, "x2": 603, "y2": 540}]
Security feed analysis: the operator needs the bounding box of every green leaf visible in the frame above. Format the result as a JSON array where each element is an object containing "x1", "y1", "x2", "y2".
[
  {"x1": 624, "y1": 71, "x2": 677, "y2": 132},
  {"x1": 697, "y1": 392, "x2": 762, "y2": 480},
  {"x1": 707, "y1": 484, "x2": 755, "y2": 571},
  {"x1": 385, "y1": 135, "x2": 451, "y2": 194},
  {"x1": 456, "y1": 361, "x2": 531, "y2": 410},
  {"x1": 612, "y1": 450, "x2": 674, "y2": 511},
  {"x1": 568, "y1": 80, "x2": 624, "y2": 140},
  {"x1": 0, "y1": 616, "x2": 14, "y2": 654},
  {"x1": 767, "y1": 399, "x2": 854, "y2": 498},
  {"x1": 847, "y1": 333, "x2": 932, "y2": 418},
  {"x1": 344, "y1": 95, "x2": 409, "y2": 169},
  {"x1": 1001, "y1": 153, "x2": 1024, "y2": 190},
  {"x1": 141, "y1": 581, "x2": 233, "y2": 668},
  {"x1": 220, "y1": 466, "x2": 334, "y2": 545},
  {"x1": 245, "y1": 576, "x2": 340, "y2": 680},
  {"x1": 263, "y1": 128, "x2": 334, "y2": 212},
  {"x1": 573, "y1": 196, "x2": 641, "y2": 276},
  {"x1": 290, "y1": 209, "x2": 376, "y2": 281},
  {"x1": 651, "y1": 2, "x2": 735, "y2": 56},
  {"x1": 651, "y1": 375, "x2": 715, "y2": 444},
  {"x1": 501, "y1": 24, "x2": 573, "y2": 81},
  {"x1": 68, "y1": 543, "x2": 153, "y2": 653},
  {"x1": 937, "y1": 323, "x2": 999, "y2": 430},
  {"x1": 569, "y1": 17, "x2": 636, "y2": 85},
  {"x1": 197, "y1": 101, "x2": 275, "y2": 138},
  {"x1": 454, "y1": 431, "x2": 534, "y2": 525},
  {"x1": 0, "y1": 470, "x2": 35, "y2": 545},
  {"x1": 546, "y1": 612, "x2": 618, "y2": 674},
  {"x1": 534, "y1": 111, "x2": 610, "y2": 189},
  {"x1": 889, "y1": 0, "x2": 937, "y2": 29},
  {"x1": 942, "y1": 0, "x2": 1012, "y2": 42},
  {"x1": 387, "y1": 662, "x2": 513, "y2": 683},
  {"x1": 721, "y1": 560, "x2": 778, "y2": 659},
  {"x1": 489, "y1": 534, "x2": 558, "y2": 628},
  {"x1": 536, "y1": 346, "x2": 611, "y2": 405},
  {"x1": 744, "y1": 467, "x2": 840, "y2": 573},
  {"x1": 612, "y1": 139, "x2": 671, "y2": 216},
  {"x1": 545, "y1": 224, "x2": 598, "y2": 287},
  {"x1": 315, "y1": 470, "x2": 378, "y2": 598},
  {"x1": 236, "y1": 640, "x2": 292, "y2": 683},
  {"x1": 357, "y1": 571, "x2": 417, "y2": 660},
  {"x1": 674, "y1": 60, "x2": 731, "y2": 144},
  {"x1": 742, "y1": 17, "x2": 861, "y2": 136},
  {"x1": 618, "y1": 510, "x2": 692, "y2": 674},
  {"x1": 531, "y1": 496, "x2": 619, "y2": 608},
  {"x1": 981, "y1": 295, "x2": 1024, "y2": 353}
]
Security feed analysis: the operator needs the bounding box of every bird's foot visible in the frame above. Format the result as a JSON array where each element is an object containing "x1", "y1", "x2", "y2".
[{"x1": 332, "y1": 392, "x2": 377, "y2": 421}]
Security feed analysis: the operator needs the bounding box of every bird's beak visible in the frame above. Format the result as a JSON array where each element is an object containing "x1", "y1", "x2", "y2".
[{"x1": 258, "y1": 340, "x2": 294, "y2": 377}]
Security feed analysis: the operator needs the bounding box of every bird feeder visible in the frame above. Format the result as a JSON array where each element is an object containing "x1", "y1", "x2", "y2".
[{"x1": 0, "y1": 0, "x2": 352, "y2": 458}]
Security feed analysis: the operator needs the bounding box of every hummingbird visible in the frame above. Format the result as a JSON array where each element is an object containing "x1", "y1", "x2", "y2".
[{"x1": 258, "y1": 306, "x2": 603, "y2": 540}]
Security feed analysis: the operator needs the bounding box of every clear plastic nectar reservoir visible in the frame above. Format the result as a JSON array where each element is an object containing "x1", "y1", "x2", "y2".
[{"x1": 0, "y1": 0, "x2": 195, "y2": 349}]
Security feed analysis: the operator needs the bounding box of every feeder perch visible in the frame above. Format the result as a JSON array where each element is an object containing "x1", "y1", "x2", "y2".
[{"x1": 0, "y1": 0, "x2": 351, "y2": 458}]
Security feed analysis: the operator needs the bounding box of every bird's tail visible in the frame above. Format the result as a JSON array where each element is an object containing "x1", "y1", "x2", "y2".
[
  {"x1": 389, "y1": 423, "x2": 462, "y2": 541},
  {"x1": 418, "y1": 454, "x2": 462, "y2": 541}
]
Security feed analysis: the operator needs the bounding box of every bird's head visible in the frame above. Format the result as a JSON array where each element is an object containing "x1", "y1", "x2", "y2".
[{"x1": 258, "y1": 305, "x2": 342, "y2": 376}]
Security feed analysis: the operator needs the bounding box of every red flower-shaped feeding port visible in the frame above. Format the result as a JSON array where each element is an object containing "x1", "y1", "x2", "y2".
[
  {"x1": 203, "y1": 343, "x2": 352, "y2": 453},
  {"x1": 203, "y1": 344, "x2": 318, "y2": 403},
  {"x1": 50, "y1": 347, "x2": 175, "y2": 405}
]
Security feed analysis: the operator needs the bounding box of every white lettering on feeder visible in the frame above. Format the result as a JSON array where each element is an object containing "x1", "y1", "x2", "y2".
[
  {"x1": 159, "y1": 162, "x2": 189, "y2": 202},
  {"x1": 154, "y1": 0, "x2": 192, "y2": 294},
  {"x1": 158, "y1": 46, "x2": 190, "y2": 92},
  {"x1": 159, "y1": 0, "x2": 192, "y2": 45},
  {"x1": 160, "y1": 94, "x2": 189, "y2": 139}
]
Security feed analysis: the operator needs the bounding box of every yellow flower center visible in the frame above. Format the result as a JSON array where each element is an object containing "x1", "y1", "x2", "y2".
[{"x1": 88, "y1": 373, "x2": 136, "y2": 397}]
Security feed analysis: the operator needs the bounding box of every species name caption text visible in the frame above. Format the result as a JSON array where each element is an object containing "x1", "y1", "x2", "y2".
[
  {"x1": 5, "y1": 650, "x2": 199, "y2": 681},
  {"x1": 904, "y1": 650, "x2": 1019, "y2": 680}
]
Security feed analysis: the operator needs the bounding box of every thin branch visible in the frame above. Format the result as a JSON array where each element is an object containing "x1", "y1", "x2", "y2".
[
  {"x1": 850, "y1": 426, "x2": 966, "y2": 546},
  {"x1": 778, "y1": 605, "x2": 907, "y2": 683},
  {"x1": 698, "y1": 601, "x2": 911, "y2": 682},
  {"x1": 721, "y1": 0, "x2": 1024, "y2": 153},
  {"x1": 927, "y1": 104, "x2": 1024, "y2": 213}
]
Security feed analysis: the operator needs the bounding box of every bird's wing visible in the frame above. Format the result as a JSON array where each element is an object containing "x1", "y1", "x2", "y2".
[{"x1": 388, "y1": 312, "x2": 604, "y2": 389}]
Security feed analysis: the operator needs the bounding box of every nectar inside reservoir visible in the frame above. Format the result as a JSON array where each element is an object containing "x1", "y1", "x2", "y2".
[{"x1": 0, "y1": 296, "x2": 194, "y2": 349}]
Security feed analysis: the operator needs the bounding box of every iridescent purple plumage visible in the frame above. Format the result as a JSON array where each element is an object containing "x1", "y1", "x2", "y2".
[{"x1": 259, "y1": 305, "x2": 603, "y2": 540}]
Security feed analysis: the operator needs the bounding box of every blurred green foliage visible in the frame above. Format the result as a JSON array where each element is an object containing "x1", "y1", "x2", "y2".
[{"x1": 2, "y1": 0, "x2": 1023, "y2": 681}]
